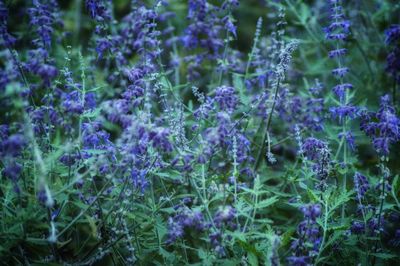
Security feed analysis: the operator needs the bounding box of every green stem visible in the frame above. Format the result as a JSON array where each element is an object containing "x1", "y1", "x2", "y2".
[{"x1": 254, "y1": 78, "x2": 281, "y2": 171}]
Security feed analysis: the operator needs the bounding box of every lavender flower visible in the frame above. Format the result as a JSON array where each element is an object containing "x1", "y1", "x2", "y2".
[
  {"x1": 85, "y1": 0, "x2": 111, "y2": 21},
  {"x1": 385, "y1": 25, "x2": 400, "y2": 45},
  {"x1": 328, "y1": 48, "x2": 347, "y2": 58},
  {"x1": 332, "y1": 83, "x2": 353, "y2": 100},
  {"x1": 385, "y1": 25, "x2": 400, "y2": 83},
  {"x1": 288, "y1": 204, "x2": 322, "y2": 266},
  {"x1": 28, "y1": 0, "x2": 61, "y2": 48},
  {"x1": 331, "y1": 67, "x2": 349, "y2": 78},
  {"x1": 360, "y1": 94, "x2": 400, "y2": 155},
  {"x1": 166, "y1": 205, "x2": 205, "y2": 244},
  {"x1": 354, "y1": 172, "x2": 369, "y2": 202},
  {"x1": 330, "y1": 105, "x2": 358, "y2": 122},
  {"x1": 0, "y1": 2, "x2": 16, "y2": 47},
  {"x1": 213, "y1": 205, "x2": 237, "y2": 229},
  {"x1": 301, "y1": 137, "x2": 331, "y2": 190},
  {"x1": 215, "y1": 86, "x2": 238, "y2": 112}
]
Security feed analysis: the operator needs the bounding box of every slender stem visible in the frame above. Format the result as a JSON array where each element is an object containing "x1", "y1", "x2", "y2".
[
  {"x1": 371, "y1": 163, "x2": 387, "y2": 266},
  {"x1": 74, "y1": 0, "x2": 82, "y2": 45},
  {"x1": 254, "y1": 78, "x2": 281, "y2": 171},
  {"x1": 316, "y1": 197, "x2": 329, "y2": 265}
]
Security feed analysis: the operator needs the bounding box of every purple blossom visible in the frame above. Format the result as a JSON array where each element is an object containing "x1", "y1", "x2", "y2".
[
  {"x1": 326, "y1": 33, "x2": 347, "y2": 41},
  {"x1": 0, "y1": 134, "x2": 26, "y2": 157},
  {"x1": 353, "y1": 172, "x2": 369, "y2": 202},
  {"x1": 328, "y1": 48, "x2": 347, "y2": 58},
  {"x1": 300, "y1": 204, "x2": 321, "y2": 221},
  {"x1": 0, "y1": 2, "x2": 16, "y2": 47},
  {"x1": 85, "y1": 0, "x2": 111, "y2": 21},
  {"x1": 330, "y1": 105, "x2": 358, "y2": 122},
  {"x1": 149, "y1": 127, "x2": 173, "y2": 153},
  {"x1": 390, "y1": 229, "x2": 400, "y2": 247},
  {"x1": 2, "y1": 162, "x2": 22, "y2": 182},
  {"x1": 59, "y1": 153, "x2": 82, "y2": 167},
  {"x1": 331, "y1": 67, "x2": 349, "y2": 78},
  {"x1": 213, "y1": 205, "x2": 237, "y2": 229},
  {"x1": 28, "y1": 0, "x2": 61, "y2": 49},
  {"x1": 332, "y1": 83, "x2": 353, "y2": 100},
  {"x1": 288, "y1": 204, "x2": 322, "y2": 265},
  {"x1": 301, "y1": 138, "x2": 327, "y2": 161},
  {"x1": 350, "y1": 221, "x2": 365, "y2": 235},
  {"x1": 215, "y1": 86, "x2": 238, "y2": 112},
  {"x1": 166, "y1": 205, "x2": 206, "y2": 244},
  {"x1": 385, "y1": 24, "x2": 400, "y2": 45},
  {"x1": 62, "y1": 91, "x2": 84, "y2": 115},
  {"x1": 24, "y1": 48, "x2": 58, "y2": 86},
  {"x1": 385, "y1": 26, "x2": 400, "y2": 83},
  {"x1": 360, "y1": 95, "x2": 400, "y2": 155},
  {"x1": 338, "y1": 131, "x2": 356, "y2": 151},
  {"x1": 222, "y1": 16, "x2": 236, "y2": 37},
  {"x1": 301, "y1": 138, "x2": 331, "y2": 190}
]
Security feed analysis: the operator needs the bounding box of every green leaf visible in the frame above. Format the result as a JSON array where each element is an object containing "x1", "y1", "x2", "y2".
[
  {"x1": 248, "y1": 251, "x2": 259, "y2": 266},
  {"x1": 256, "y1": 196, "x2": 279, "y2": 209},
  {"x1": 370, "y1": 253, "x2": 397, "y2": 260}
]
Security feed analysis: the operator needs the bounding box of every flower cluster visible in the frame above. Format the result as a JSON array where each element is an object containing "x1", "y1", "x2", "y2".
[
  {"x1": 288, "y1": 204, "x2": 322, "y2": 266},
  {"x1": 301, "y1": 137, "x2": 332, "y2": 190},
  {"x1": 361, "y1": 94, "x2": 400, "y2": 156},
  {"x1": 0, "y1": 126, "x2": 26, "y2": 193},
  {"x1": 166, "y1": 202, "x2": 206, "y2": 243},
  {"x1": 385, "y1": 25, "x2": 400, "y2": 84},
  {"x1": 325, "y1": 0, "x2": 358, "y2": 152}
]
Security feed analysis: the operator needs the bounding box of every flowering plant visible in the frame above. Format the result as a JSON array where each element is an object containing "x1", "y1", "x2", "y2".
[{"x1": 0, "y1": 0, "x2": 399, "y2": 265}]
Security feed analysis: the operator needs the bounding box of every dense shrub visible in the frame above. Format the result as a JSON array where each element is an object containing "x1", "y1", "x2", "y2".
[{"x1": 0, "y1": 0, "x2": 399, "y2": 265}]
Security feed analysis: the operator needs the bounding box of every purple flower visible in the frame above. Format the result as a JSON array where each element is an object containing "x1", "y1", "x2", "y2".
[
  {"x1": 222, "y1": 16, "x2": 237, "y2": 37},
  {"x1": 288, "y1": 204, "x2": 322, "y2": 265},
  {"x1": 385, "y1": 24, "x2": 400, "y2": 45},
  {"x1": 82, "y1": 122, "x2": 112, "y2": 150},
  {"x1": 360, "y1": 94, "x2": 400, "y2": 155},
  {"x1": 62, "y1": 91, "x2": 84, "y2": 114},
  {"x1": 213, "y1": 205, "x2": 237, "y2": 229},
  {"x1": 328, "y1": 48, "x2": 347, "y2": 58},
  {"x1": 326, "y1": 33, "x2": 347, "y2": 41},
  {"x1": 338, "y1": 131, "x2": 356, "y2": 151},
  {"x1": 166, "y1": 205, "x2": 206, "y2": 244},
  {"x1": 166, "y1": 217, "x2": 184, "y2": 243},
  {"x1": 300, "y1": 204, "x2": 321, "y2": 221},
  {"x1": 332, "y1": 83, "x2": 353, "y2": 100},
  {"x1": 327, "y1": 20, "x2": 350, "y2": 33},
  {"x1": 301, "y1": 138, "x2": 331, "y2": 190},
  {"x1": 350, "y1": 221, "x2": 365, "y2": 235},
  {"x1": 24, "y1": 48, "x2": 58, "y2": 86},
  {"x1": 85, "y1": 0, "x2": 111, "y2": 21},
  {"x1": 215, "y1": 86, "x2": 237, "y2": 112},
  {"x1": 390, "y1": 229, "x2": 400, "y2": 247},
  {"x1": 330, "y1": 105, "x2": 358, "y2": 122},
  {"x1": 95, "y1": 37, "x2": 113, "y2": 59},
  {"x1": 149, "y1": 127, "x2": 173, "y2": 153},
  {"x1": 0, "y1": 2, "x2": 16, "y2": 47},
  {"x1": 331, "y1": 67, "x2": 349, "y2": 78},
  {"x1": 287, "y1": 256, "x2": 310, "y2": 266},
  {"x1": 2, "y1": 162, "x2": 22, "y2": 182},
  {"x1": 28, "y1": 0, "x2": 61, "y2": 49},
  {"x1": 301, "y1": 138, "x2": 327, "y2": 160},
  {"x1": 59, "y1": 153, "x2": 82, "y2": 167},
  {"x1": 0, "y1": 134, "x2": 26, "y2": 157},
  {"x1": 353, "y1": 172, "x2": 369, "y2": 202},
  {"x1": 131, "y1": 169, "x2": 149, "y2": 193}
]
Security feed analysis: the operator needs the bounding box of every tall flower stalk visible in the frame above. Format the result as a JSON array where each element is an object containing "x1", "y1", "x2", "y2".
[{"x1": 324, "y1": 0, "x2": 356, "y2": 220}]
